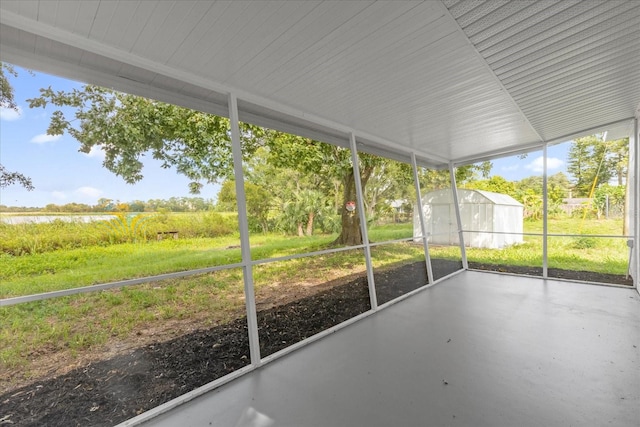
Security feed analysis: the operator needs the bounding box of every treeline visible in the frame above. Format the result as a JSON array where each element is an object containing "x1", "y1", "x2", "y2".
[
  {"x1": 0, "y1": 197, "x2": 216, "y2": 213},
  {"x1": 463, "y1": 173, "x2": 626, "y2": 220}
]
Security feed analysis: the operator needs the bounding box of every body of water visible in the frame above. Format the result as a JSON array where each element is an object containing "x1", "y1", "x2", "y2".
[{"x1": 0, "y1": 215, "x2": 117, "y2": 224}]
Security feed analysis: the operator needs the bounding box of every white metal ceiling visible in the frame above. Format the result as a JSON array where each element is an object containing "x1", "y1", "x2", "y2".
[{"x1": 0, "y1": 0, "x2": 638, "y2": 168}]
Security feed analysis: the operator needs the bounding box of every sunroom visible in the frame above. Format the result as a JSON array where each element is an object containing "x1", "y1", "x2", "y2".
[{"x1": 0, "y1": 1, "x2": 639, "y2": 426}]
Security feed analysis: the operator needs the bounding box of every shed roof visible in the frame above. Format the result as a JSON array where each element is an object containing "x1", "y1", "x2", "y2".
[
  {"x1": 424, "y1": 188, "x2": 523, "y2": 206},
  {"x1": 473, "y1": 190, "x2": 523, "y2": 207},
  {"x1": 0, "y1": 1, "x2": 638, "y2": 167}
]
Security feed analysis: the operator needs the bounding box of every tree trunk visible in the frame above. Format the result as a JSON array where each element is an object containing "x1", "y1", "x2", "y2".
[
  {"x1": 333, "y1": 167, "x2": 373, "y2": 246},
  {"x1": 297, "y1": 223, "x2": 304, "y2": 237},
  {"x1": 306, "y1": 211, "x2": 315, "y2": 236}
]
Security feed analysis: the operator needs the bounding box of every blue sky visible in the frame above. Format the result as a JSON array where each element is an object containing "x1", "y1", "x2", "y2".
[
  {"x1": 1, "y1": 65, "x2": 571, "y2": 208},
  {"x1": 1, "y1": 66, "x2": 210, "y2": 207},
  {"x1": 491, "y1": 144, "x2": 569, "y2": 181}
]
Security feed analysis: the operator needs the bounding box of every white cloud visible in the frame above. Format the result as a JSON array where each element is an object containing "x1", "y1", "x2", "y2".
[
  {"x1": 501, "y1": 164, "x2": 519, "y2": 172},
  {"x1": 84, "y1": 145, "x2": 106, "y2": 159},
  {"x1": 74, "y1": 186, "x2": 103, "y2": 199},
  {"x1": 546, "y1": 157, "x2": 564, "y2": 171},
  {"x1": 30, "y1": 133, "x2": 62, "y2": 144},
  {"x1": 0, "y1": 105, "x2": 23, "y2": 121},
  {"x1": 525, "y1": 156, "x2": 564, "y2": 173},
  {"x1": 52, "y1": 191, "x2": 67, "y2": 201}
]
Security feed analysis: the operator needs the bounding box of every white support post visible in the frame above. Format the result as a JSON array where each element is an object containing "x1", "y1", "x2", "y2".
[
  {"x1": 633, "y1": 117, "x2": 639, "y2": 290},
  {"x1": 350, "y1": 133, "x2": 378, "y2": 310},
  {"x1": 542, "y1": 144, "x2": 548, "y2": 278},
  {"x1": 411, "y1": 153, "x2": 434, "y2": 285},
  {"x1": 228, "y1": 93, "x2": 261, "y2": 366},
  {"x1": 449, "y1": 162, "x2": 468, "y2": 269}
]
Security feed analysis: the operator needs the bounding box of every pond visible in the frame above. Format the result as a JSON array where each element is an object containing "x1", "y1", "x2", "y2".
[{"x1": 0, "y1": 214, "x2": 117, "y2": 224}]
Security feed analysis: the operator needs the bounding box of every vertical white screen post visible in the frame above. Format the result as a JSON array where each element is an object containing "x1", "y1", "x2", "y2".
[
  {"x1": 449, "y1": 162, "x2": 468, "y2": 270},
  {"x1": 543, "y1": 144, "x2": 548, "y2": 278},
  {"x1": 228, "y1": 93, "x2": 261, "y2": 366},
  {"x1": 411, "y1": 153, "x2": 434, "y2": 285},
  {"x1": 350, "y1": 133, "x2": 378, "y2": 310}
]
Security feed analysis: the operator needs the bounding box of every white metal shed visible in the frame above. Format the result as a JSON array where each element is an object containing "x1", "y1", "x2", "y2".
[{"x1": 414, "y1": 189, "x2": 524, "y2": 249}]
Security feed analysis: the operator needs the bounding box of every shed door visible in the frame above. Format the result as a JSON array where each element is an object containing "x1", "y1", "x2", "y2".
[{"x1": 432, "y1": 205, "x2": 457, "y2": 245}]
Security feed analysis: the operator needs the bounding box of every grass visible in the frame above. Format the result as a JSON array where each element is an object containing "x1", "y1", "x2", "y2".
[
  {"x1": 0, "y1": 216, "x2": 633, "y2": 386},
  {"x1": 0, "y1": 237, "x2": 243, "y2": 298},
  {"x1": 1, "y1": 269, "x2": 247, "y2": 377},
  {"x1": 0, "y1": 211, "x2": 238, "y2": 255},
  {"x1": 456, "y1": 218, "x2": 629, "y2": 275},
  {"x1": 0, "y1": 222, "x2": 419, "y2": 383},
  {"x1": 0, "y1": 222, "x2": 414, "y2": 299}
]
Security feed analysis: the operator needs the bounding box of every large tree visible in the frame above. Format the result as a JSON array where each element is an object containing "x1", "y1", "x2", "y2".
[
  {"x1": 29, "y1": 84, "x2": 389, "y2": 245},
  {"x1": 567, "y1": 135, "x2": 628, "y2": 197},
  {"x1": 29, "y1": 83, "x2": 496, "y2": 246},
  {"x1": 29, "y1": 85, "x2": 265, "y2": 193},
  {"x1": 240, "y1": 147, "x2": 335, "y2": 236},
  {"x1": 363, "y1": 159, "x2": 414, "y2": 221},
  {"x1": 262, "y1": 132, "x2": 383, "y2": 245},
  {"x1": 217, "y1": 180, "x2": 271, "y2": 232}
]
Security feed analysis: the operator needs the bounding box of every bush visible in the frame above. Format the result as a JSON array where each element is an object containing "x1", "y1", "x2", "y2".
[
  {"x1": 317, "y1": 214, "x2": 341, "y2": 234},
  {"x1": 138, "y1": 212, "x2": 237, "y2": 239}
]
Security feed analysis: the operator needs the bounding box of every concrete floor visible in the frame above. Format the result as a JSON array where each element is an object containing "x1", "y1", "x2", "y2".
[{"x1": 141, "y1": 271, "x2": 640, "y2": 427}]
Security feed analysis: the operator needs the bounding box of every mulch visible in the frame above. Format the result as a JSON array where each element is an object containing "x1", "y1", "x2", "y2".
[
  {"x1": 0, "y1": 261, "x2": 632, "y2": 426},
  {"x1": 467, "y1": 262, "x2": 634, "y2": 286}
]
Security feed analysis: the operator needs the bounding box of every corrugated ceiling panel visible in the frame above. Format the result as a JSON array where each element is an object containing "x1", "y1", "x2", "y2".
[
  {"x1": 86, "y1": 0, "x2": 118, "y2": 42},
  {"x1": 0, "y1": 22, "x2": 229, "y2": 117},
  {"x1": 228, "y1": 1, "x2": 416, "y2": 90},
  {"x1": 477, "y1": 2, "x2": 610, "y2": 60},
  {"x1": 48, "y1": 1, "x2": 101, "y2": 37},
  {"x1": 498, "y1": 24, "x2": 640, "y2": 86},
  {"x1": 221, "y1": 1, "x2": 377, "y2": 89},
  {"x1": 196, "y1": 2, "x2": 277, "y2": 73},
  {"x1": 3, "y1": 1, "x2": 637, "y2": 165},
  {"x1": 128, "y1": 1, "x2": 176, "y2": 55},
  {"x1": 99, "y1": 1, "x2": 144, "y2": 50},
  {"x1": 166, "y1": 1, "x2": 259, "y2": 74},
  {"x1": 445, "y1": 0, "x2": 640, "y2": 142},
  {"x1": 201, "y1": 3, "x2": 302, "y2": 73},
  {"x1": 488, "y1": 4, "x2": 638, "y2": 70},
  {"x1": 72, "y1": 1, "x2": 102, "y2": 38},
  {"x1": 472, "y1": 1, "x2": 582, "y2": 48},
  {"x1": 270, "y1": 3, "x2": 448, "y2": 97},
  {"x1": 34, "y1": 1, "x2": 59, "y2": 27},
  {"x1": 457, "y1": 1, "x2": 528, "y2": 31},
  {"x1": 2, "y1": 0, "x2": 39, "y2": 20},
  {"x1": 507, "y1": 42, "x2": 639, "y2": 97}
]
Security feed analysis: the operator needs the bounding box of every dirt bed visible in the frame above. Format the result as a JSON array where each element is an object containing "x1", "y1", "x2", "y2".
[
  {"x1": 467, "y1": 262, "x2": 633, "y2": 286},
  {"x1": 0, "y1": 262, "x2": 631, "y2": 426}
]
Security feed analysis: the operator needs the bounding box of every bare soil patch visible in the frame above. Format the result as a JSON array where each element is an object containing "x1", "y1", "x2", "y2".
[{"x1": 1, "y1": 261, "x2": 631, "y2": 426}]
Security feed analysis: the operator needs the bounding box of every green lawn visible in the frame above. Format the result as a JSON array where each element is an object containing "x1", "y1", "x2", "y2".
[
  {"x1": 1, "y1": 218, "x2": 631, "y2": 299},
  {"x1": 460, "y1": 218, "x2": 629, "y2": 275},
  {"x1": 0, "y1": 217, "x2": 632, "y2": 383}
]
